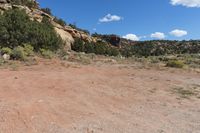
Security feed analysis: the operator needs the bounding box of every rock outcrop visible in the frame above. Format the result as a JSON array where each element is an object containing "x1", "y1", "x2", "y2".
[
  {"x1": 54, "y1": 27, "x2": 74, "y2": 50},
  {"x1": 64, "y1": 26, "x2": 93, "y2": 42},
  {"x1": 0, "y1": 1, "x2": 11, "y2": 13},
  {"x1": 52, "y1": 22, "x2": 74, "y2": 50},
  {"x1": 0, "y1": 0, "x2": 9, "y2": 4},
  {"x1": 0, "y1": 0, "x2": 94, "y2": 51}
]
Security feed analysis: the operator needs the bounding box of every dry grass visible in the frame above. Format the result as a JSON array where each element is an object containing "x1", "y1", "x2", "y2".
[{"x1": 172, "y1": 85, "x2": 200, "y2": 99}]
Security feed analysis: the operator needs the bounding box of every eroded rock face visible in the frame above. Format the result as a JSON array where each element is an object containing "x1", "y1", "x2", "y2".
[
  {"x1": 54, "y1": 27, "x2": 74, "y2": 51},
  {"x1": 0, "y1": 3, "x2": 11, "y2": 11},
  {"x1": 52, "y1": 21, "x2": 94, "y2": 50},
  {"x1": 65, "y1": 27, "x2": 81, "y2": 39},
  {"x1": 0, "y1": 0, "x2": 8, "y2": 4},
  {"x1": 64, "y1": 26, "x2": 93, "y2": 43},
  {"x1": 12, "y1": 4, "x2": 31, "y2": 13},
  {"x1": 79, "y1": 31, "x2": 93, "y2": 42}
]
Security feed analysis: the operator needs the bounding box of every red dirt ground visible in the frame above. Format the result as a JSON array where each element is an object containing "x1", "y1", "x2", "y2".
[{"x1": 0, "y1": 60, "x2": 200, "y2": 133}]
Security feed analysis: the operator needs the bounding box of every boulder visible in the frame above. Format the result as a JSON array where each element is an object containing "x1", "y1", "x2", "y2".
[
  {"x1": 2, "y1": 54, "x2": 10, "y2": 60},
  {"x1": 80, "y1": 32, "x2": 93, "y2": 42},
  {"x1": 54, "y1": 27, "x2": 74, "y2": 51}
]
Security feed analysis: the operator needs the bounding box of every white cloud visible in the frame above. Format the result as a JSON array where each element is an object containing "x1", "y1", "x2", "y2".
[
  {"x1": 170, "y1": 0, "x2": 200, "y2": 7},
  {"x1": 99, "y1": 14, "x2": 123, "y2": 23},
  {"x1": 123, "y1": 34, "x2": 140, "y2": 41},
  {"x1": 151, "y1": 32, "x2": 165, "y2": 39},
  {"x1": 170, "y1": 29, "x2": 188, "y2": 37}
]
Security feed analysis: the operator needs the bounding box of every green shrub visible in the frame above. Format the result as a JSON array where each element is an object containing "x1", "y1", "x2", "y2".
[
  {"x1": 125, "y1": 41, "x2": 200, "y2": 57},
  {"x1": 11, "y1": 46, "x2": 27, "y2": 61},
  {"x1": 23, "y1": 43, "x2": 34, "y2": 56},
  {"x1": 1, "y1": 47, "x2": 12, "y2": 55},
  {"x1": 41, "y1": 8, "x2": 52, "y2": 15},
  {"x1": 0, "y1": 9, "x2": 63, "y2": 51},
  {"x1": 94, "y1": 42, "x2": 108, "y2": 55},
  {"x1": 28, "y1": 18, "x2": 63, "y2": 51},
  {"x1": 166, "y1": 60, "x2": 185, "y2": 68},
  {"x1": 69, "y1": 24, "x2": 90, "y2": 35},
  {"x1": 54, "y1": 17, "x2": 66, "y2": 27},
  {"x1": 107, "y1": 47, "x2": 120, "y2": 56},
  {"x1": 72, "y1": 39, "x2": 120, "y2": 57},
  {"x1": 57, "y1": 49, "x2": 69, "y2": 60},
  {"x1": 72, "y1": 39, "x2": 85, "y2": 52},
  {"x1": 40, "y1": 49, "x2": 54, "y2": 59},
  {"x1": 84, "y1": 42, "x2": 95, "y2": 53},
  {"x1": 0, "y1": 58, "x2": 5, "y2": 66}
]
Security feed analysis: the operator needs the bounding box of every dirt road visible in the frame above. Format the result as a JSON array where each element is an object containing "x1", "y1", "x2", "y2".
[{"x1": 0, "y1": 60, "x2": 200, "y2": 133}]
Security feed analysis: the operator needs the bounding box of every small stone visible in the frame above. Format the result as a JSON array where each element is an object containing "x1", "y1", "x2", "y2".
[{"x1": 2, "y1": 54, "x2": 10, "y2": 60}]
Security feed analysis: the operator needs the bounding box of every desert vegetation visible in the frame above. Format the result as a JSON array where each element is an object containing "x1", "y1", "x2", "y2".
[
  {"x1": 92, "y1": 33, "x2": 200, "y2": 57},
  {"x1": 0, "y1": 1, "x2": 199, "y2": 71},
  {"x1": 71, "y1": 36, "x2": 200, "y2": 69},
  {"x1": 72, "y1": 39, "x2": 120, "y2": 57},
  {"x1": 0, "y1": 8, "x2": 63, "y2": 60}
]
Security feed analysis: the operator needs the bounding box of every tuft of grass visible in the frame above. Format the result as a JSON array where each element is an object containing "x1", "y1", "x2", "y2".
[
  {"x1": 1, "y1": 47, "x2": 12, "y2": 55},
  {"x1": 11, "y1": 46, "x2": 27, "y2": 61},
  {"x1": 166, "y1": 60, "x2": 185, "y2": 68},
  {"x1": 40, "y1": 49, "x2": 54, "y2": 59},
  {"x1": 172, "y1": 86, "x2": 199, "y2": 99},
  {"x1": 9, "y1": 63, "x2": 19, "y2": 71},
  {"x1": 0, "y1": 58, "x2": 5, "y2": 66},
  {"x1": 24, "y1": 58, "x2": 38, "y2": 66},
  {"x1": 68, "y1": 52, "x2": 92, "y2": 65}
]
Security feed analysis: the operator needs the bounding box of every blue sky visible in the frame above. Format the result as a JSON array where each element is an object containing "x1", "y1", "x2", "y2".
[{"x1": 37, "y1": 0, "x2": 200, "y2": 41}]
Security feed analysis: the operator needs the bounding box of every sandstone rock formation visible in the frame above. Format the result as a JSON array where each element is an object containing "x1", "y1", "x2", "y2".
[
  {"x1": 0, "y1": 0, "x2": 94, "y2": 51},
  {"x1": 54, "y1": 27, "x2": 74, "y2": 50},
  {"x1": 0, "y1": 2, "x2": 11, "y2": 12},
  {"x1": 0, "y1": 0, "x2": 9, "y2": 4}
]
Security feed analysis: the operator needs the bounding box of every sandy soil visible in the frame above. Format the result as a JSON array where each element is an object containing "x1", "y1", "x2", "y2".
[{"x1": 0, "y1": 59, "x2": 200, "y2": 133}]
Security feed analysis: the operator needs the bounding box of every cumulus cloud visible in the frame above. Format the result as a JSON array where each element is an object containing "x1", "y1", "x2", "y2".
[
  {"x1": 170, "y1": 0, "x2": 200, "y2": 7},
  {"x1": 151, "y1": 32, "x2": 165, "y2": 39},
  {"x1": 123, "y1": 34, "x2": 140, "y2": 41},
  {"x1": 170, "y1": 29, "x2": 188, "y2": 37},
  {"x1": 99, "y1": 14, "x2": 123, "y2": 23}
]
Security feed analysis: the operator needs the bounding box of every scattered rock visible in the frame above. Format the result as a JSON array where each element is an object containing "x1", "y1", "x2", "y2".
[{"x1": 2, "y1": 54, "x2": 10, "y2": 60}]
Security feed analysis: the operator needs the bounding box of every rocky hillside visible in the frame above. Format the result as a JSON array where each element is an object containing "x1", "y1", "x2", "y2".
[{"x1": 0, "y1": 0, "x2": 94, "y2": 51}]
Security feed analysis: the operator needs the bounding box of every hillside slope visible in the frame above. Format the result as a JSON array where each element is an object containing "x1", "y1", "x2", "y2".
[{"x1": 0, "y1": 0, "x2": 93, "y2": 50}]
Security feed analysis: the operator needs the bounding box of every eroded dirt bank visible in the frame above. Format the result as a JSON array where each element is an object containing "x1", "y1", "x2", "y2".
[{"x1": 0, "y1": 60, "x2": 200, "y2": 133}]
